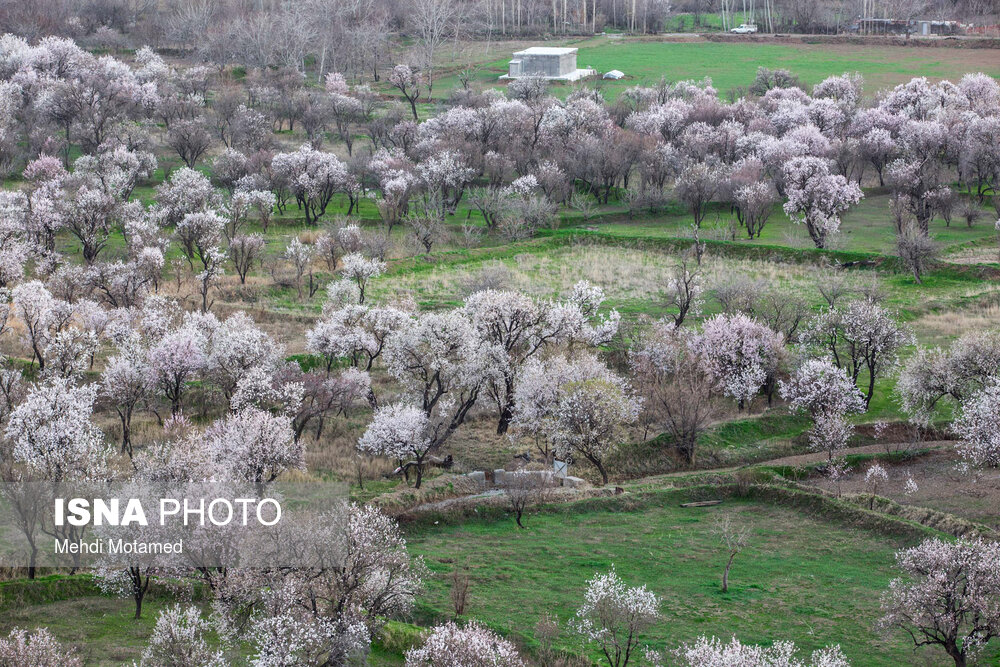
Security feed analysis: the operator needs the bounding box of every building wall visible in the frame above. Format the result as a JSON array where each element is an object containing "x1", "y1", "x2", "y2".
[
  {"x1": 514, "y1": 52, "x2": 577, "y2": 77},
  {"x1": 558, "y1": 53, "x2": 576, "y2": 75}
]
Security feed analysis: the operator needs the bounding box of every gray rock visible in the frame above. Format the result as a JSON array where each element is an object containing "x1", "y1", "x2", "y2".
[{"x1": 562, "y1": 476, "x2": 586, "y2": 489}]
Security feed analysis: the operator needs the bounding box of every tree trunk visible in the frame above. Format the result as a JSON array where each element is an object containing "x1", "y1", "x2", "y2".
[
  {"x1": 722, "y1": 552, "x2": 736, "y2": 592},
  {"x1": 595, "y1": 458, "x2": 608, "y2": 485},
  {"x1": 945, "y1": 644, "x2": 966, "y2": 667},
  {"x1": 497, "y1": 409, "x2": 512, "y2": 435}
]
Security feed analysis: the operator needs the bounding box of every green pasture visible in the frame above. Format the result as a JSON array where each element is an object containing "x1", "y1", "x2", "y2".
[
  {"x1": 425, "y1": 37, "x2": 1000, "y2": 99},
  {"x1": 405, "y1": 494, "x2": 999, "y2": 667}
]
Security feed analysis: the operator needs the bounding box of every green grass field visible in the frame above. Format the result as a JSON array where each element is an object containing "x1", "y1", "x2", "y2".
[
  {"x1": 5, "y1": 495, "x2": 990, "y2": 666},
  {"x1": 425, "y1": 37, "x2": 1000, "y2": 99},
  {"x1": 405, "y1": 495, "x2": 999, "y2": 666}
]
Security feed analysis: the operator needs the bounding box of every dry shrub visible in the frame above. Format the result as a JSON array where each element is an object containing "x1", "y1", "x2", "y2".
[
  {"x1": 450, "y1": 566, "x2": 470, "y2": 618},
  {"x1": 733, "y1": 468, "x2": 759, "y2": 497},
  {"x1": 297, "y1": 229, "x2": 320, "y2": 244},
  {"x1": 535, "y1": 613, "x2": 560, "y2": 667}
]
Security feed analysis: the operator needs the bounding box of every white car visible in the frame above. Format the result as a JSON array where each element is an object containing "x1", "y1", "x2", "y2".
[{"x1": 730, "y1": 23, "x2": 758, "y2": 33}]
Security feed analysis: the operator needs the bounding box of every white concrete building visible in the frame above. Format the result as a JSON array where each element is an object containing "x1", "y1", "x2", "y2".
[{"x1": 502, "y1": 47, "x2": 594, "y2": 81}]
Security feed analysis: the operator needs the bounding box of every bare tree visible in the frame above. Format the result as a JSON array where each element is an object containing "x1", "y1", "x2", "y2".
[
  {"x1": 896, "y1": 222, "x2": 937, "y2": 285},
  {"x1": 503, "y1": 470, "x2": 552, "y2": 529},
  {"x1": 664, "y1": 250, "x2": 702, "y2": 328},
  {"x1": 632, "y1": 325, "x2": 719, "y2": 466},
  {"x1": 409, "y1": 0, "x2": 458, "y2": 97},
  {"x1": 228, "y1": 234, "x2": 266, "y2": 285},
  {"x1": 450, "y1": 565, "x2": 470, "y2": 618},
  {"x1": 166, "y1": 119, "x2": 213, "y2": 168},
  {"x1": 712, "y1": 514, "x2": 752, "y2": 593}
]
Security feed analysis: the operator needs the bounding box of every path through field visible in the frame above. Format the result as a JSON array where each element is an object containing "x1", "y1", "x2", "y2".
[{"x1": 406, "y1": 442, "x2": 955, "y2": 514}]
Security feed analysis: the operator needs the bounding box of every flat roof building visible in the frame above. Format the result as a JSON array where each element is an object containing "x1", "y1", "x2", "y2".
[{"x1": 503, "y1": 46, "x2": 594, "y2": 81}]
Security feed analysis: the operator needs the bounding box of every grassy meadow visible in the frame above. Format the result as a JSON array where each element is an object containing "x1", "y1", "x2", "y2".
[
  {"x1": 423, "y1": 36, "x2": 1000, "y2": 99},
  {"x1": 405, "y1": 494, "x2": 999, "y2": 667}
]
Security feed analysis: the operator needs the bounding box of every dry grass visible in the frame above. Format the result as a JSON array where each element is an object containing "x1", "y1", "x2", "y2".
[
  {"x1": 910, "y1": 301, "x2": 1000, "y2": 342},
  {"x1": 944, "y1": 244, "x2": 1000, "y2": 265},
  {"x1": 373, "y1": 245, "x2": 849, "y2": 307}
]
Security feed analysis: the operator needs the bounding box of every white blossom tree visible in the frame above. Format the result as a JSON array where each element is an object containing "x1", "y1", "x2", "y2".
[
  {"x1": 340, "y1": 253, "x2": 385, "y2": 305},
  {"x1": 100, "y1": 340, "x2": 151, "y2": 457},
  {"x1": 405, "y1": 622, "x2": 524, "y2": 667},
  {"x1": 5, "y1": 377, "x2": 107, "y2": 482},
  {"x1": 0, "y1": 628, "x2": 82, "y2": 666},
  {"x1": 574, "y1": 567, "x2": 659, "y2": 667},
  {"x1": 205, "y1": 407, "x2": 302, "y2": 493},
  {"x1": 953, "y1": 380, "x2": 1000, "y2": 469},
  {"x1": 800, "y1": 299, "x2": 912, "y2": 408},
  {"x1": 376, "y1": 309, "x2": 500, "y2": 486},
  {"x1": 693, "y1": 313, "x2": 785, "y2": 409},
  {"x1": 668, "y1": 636, "x2": 850, "y2": 667},
  {"x1": 139, "y1": 605, "x2": 227, "y2": 667}
]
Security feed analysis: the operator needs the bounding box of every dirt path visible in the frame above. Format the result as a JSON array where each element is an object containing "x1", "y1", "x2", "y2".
[
  {"x1": 630, "y1": 441, "x2": 955, "y2": 487},
  {"x1": 405, "y1": 442, "x2": 955, "y2": 515}
]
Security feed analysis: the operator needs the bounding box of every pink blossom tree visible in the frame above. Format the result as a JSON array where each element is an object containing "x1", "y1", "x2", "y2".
[
  {"x1": 783, "y1": 156, "x2": 863, "y2": 249},
  {"x1": 779, "y1": 358, "x2": 866, "y2": 459},
  {"x1": 675, "y1": 161, "x2": 724, "y2": 229},
  {"x1": 878, "y1": 538, "x2": 1000, "y2": 667},
  {"x1": 693, "y1": 313, "x2": 785, "y2": 409},
  {"x1": 733, "y1": 181, "x2": 778, "y2": 239},
  {"x1": 146, "y1": 325, "x2": 207, "y2": 415}
]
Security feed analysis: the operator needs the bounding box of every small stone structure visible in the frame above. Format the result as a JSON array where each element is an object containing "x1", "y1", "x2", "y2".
[
  {"x1": 501, "y1": 47, "x2": 595, "y2": 82},
  {"x1": 466, "y1": 470, "x2": 487, "y2": 489},
  {"x1": 468, "y1": 468, "x2": 584, "y2": 489}
]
